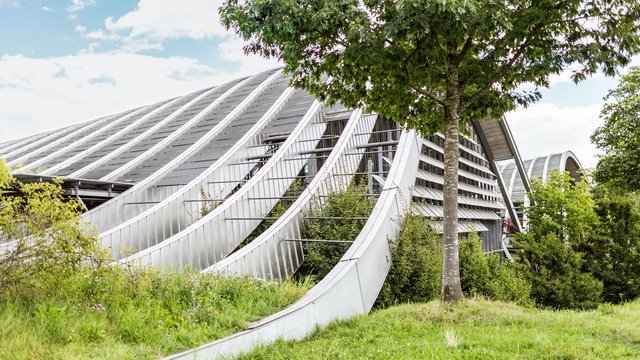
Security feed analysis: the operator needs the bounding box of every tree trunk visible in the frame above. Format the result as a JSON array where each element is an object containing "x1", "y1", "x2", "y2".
[{"x1": 441, "y1": 61, "x2": 464, "y2": 303}]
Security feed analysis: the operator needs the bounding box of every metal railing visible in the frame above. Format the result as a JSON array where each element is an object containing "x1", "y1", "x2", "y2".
[
  {"x1": 119, "y1": 100, "x2": 327, "y2": 269},
  {"x1": 205, "y1": 110, "x2": 378, "y2": 280},
  {"x1": 81, "y1": 70, "x2": 282, "y2": 234}
]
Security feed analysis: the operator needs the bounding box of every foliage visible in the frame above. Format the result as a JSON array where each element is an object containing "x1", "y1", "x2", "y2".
[
  {"x1": 592, "y1": 67, "x2": 640, "y2": 191},
  {"x1": 376, "y1": 216, "x2": 442, "y2": 308},
  {"x1": 525, "y1": 170, "x2": 597, "y2": 243},
  {"x1": 377, "y1": 217, "x2": 531, "y2": 308},
  {"x1": 579, "y1": 189, "x2": 640, "y2": 303},
  {"x1": 516, "y1": 170, "x2": 603, "y2": 309},
  {"x1": 0, "y1": 267, "x2": 311, "y2": 360},
  {"x1": 242, "y1": 179, "x2": 307, "y2": 246},
  {"x1": 0, "y1": 159, "x2": 10, "y2": 194},
  {"x1": 240, "y1": 298, "x2": 640, "y2": 359},
  {"x1": 221, "y1": 0, "x2": 640, "y2": 303},
  {"x1": 458, "y1": 233, "x2": 532, "y2": 307},
  {"x1": 518, "y1": 169, "x2": 640, "y2": 307},
  {"x1": 0, "y1": 161, "x2": 103, "y2": 302},
  {"x1": 516, "y1": 232, "x2": 603, "y2": 310},
  {"x1": 296, "y1": 184, "x2": 376, "y2": 280},
  {"x1": 221, "y1": 1, "x2": 640, "y2": 131},
  {"x1": 198, "y1": 185, "x2": 222, "y2": 218}
]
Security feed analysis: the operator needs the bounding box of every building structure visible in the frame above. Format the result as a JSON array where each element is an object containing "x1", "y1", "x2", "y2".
[{"x1": 0, "y1": 68, "x2": 581, "y2": 358}]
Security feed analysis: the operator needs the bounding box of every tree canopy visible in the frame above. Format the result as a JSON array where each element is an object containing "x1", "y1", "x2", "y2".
[
  {"x1": 221, "y1": 0, "x2": 640, "y2": 302},
  {"x1": 222, "y1": 0, "x2": 640, "y2": 133},
  {"x1": 592, "y1": 66, "x2": 640, "y2": 191}
]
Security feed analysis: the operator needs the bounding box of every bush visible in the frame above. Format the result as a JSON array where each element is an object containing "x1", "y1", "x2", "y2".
[
  {"x1": 377, "y1": 217, "x2": 532, "y2": 308},
  {"x1": 0, "y1": 161, "x2": 104, "y2": 303},
  {"x1": 459, "y1": 233, "x2": 532, "y2": 306},
  {"x1": 516, "y1": 233, "x2": 603, "y2": 310},
  {"x1": 296, "y1": 184, "x2": 376, "y2": 280},
  {"x1": 526, "y1": 170, "x2": 597, "y2": 243},
  {"x1": 376, "y1": 215, "x2": 442, "y2": 308},
  {"x1": 579, "y1": 191, "x2": 640, "y2": 303}
]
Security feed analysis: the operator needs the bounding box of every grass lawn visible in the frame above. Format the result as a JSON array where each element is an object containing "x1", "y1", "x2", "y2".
[
  {"x1": 242, "y1": 298, "x2": 640, "y2": 359},
  {"x1": 0, "y1": 270, "x2": 311, "y2": 360}
]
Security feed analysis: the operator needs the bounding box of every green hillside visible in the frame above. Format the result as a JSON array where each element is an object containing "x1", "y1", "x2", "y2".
[{"x1": 243, "y1": 298, "x2": 640, "y2": 359}]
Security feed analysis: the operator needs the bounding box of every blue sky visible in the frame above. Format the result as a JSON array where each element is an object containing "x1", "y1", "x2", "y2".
[{"x1": 0, "y1": 0, "x2": 636, "y2": 168}]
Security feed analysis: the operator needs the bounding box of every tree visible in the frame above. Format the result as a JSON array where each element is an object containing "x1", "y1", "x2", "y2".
[
  {"x1": 220, "y1": 0, "x2": 640, "y2": 302},
  {"x1": 515, "y1": 170, "x2": 603, "y2": 309},
  {"x1": 525, "y1": 170, "x2": 597, "y2": 243},
  {"x1": 0, "y1": 160, "x2": 102, "y2": 302},
  {"x1": 580, "y1": 188, "x2": 640, "y2": 303},
  {"x1": 592, "y1": 66, "x2": 640, "y2": 192}
]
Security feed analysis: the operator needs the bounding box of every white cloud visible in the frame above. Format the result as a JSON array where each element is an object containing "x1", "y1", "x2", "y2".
[
  {"x1": 67, "y1": 0, "x2": 95, "y2": 18},
  {"x1": 83, "y1": 0, "x2": 227, "y2": 51},
  {"x1": 42, "y1": 6, "x2": 53, "y2": 12},
  {"x1": 505, "y1": 102, "x2": 603, "y2": 169},
  {"x1": 0, "y1": 0, "x2": 20, "y2": 8},
  {"x1": 218, "y1": 36, "x2": 280, "y2": 74},
  {"x1": 74, "y1": 25, "x2": 87, "y2": 33},
  {"x1": 0, "y1": 53, "x2": 273, "y2": 142}
]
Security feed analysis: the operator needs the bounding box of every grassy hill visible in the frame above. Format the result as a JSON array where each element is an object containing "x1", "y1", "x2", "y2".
[{"x1": 243, "y1": 298, "x2": 640, "y2": 359}]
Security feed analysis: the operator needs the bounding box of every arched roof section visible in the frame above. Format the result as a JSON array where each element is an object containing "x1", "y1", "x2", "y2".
[{"x1": 500, "y1": 151, "x2": 583, "y2": 203}]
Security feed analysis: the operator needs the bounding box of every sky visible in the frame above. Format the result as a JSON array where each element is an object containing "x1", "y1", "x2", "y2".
[{"x1": 0, "y1": 0, "x2": 637, "y2": 169}]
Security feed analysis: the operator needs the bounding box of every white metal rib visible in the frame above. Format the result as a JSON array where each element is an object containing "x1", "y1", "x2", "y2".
[
  {"x1": 64, "y1": 97, "x2": 183, "y2": 178},
  {"x1": 205, "y1": 109, "x2": 375, "y2": 280},
  {"x1": 81, "y1": 70, "x2": 283, "y2": 234},
  {"x1": 542, "y1": 154, "x2": 553, "y2": 182},
  {"x1": 119, "y1": 100, "x2": 324, "y2": 269}
]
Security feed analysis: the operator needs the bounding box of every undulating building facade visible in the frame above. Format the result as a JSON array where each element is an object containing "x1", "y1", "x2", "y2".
[{"x1": 0, "y1": 68, "x2": 581, "y2": 358}]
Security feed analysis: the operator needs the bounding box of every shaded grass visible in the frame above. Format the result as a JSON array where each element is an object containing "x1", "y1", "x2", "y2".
[
  {"x1": 0, "y1": 269, "x2": 312, "y2": 360},
  {"x1": 242, "y1": 298, "x2": 640, "y2": 359}
]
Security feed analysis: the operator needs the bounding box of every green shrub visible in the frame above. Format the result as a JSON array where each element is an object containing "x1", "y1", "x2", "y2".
[
  {"x1": 296, "y1": 184, "x2": 376, "y2": 280},
  {"x1": 526, "y1": 170, "x2": 597, "y2": 244},
  {"x1": 459, "y1": 233, "x2": 532, "y2": 306},
  {"x1": 579, "y1": 191, "x2": 640, "y2": 303},
  {"x1": 0, "y1": 161, "x2": 105, "y2": 303},
  {"x1": 376, "y1": 215, "x2": 442, "y2": 308},
  {"x1": 516, "y1": 233, "x2": 603, "y2": 310},
  {"x1": 515, "y1": 169, "x2": 609, "y2": 309}
]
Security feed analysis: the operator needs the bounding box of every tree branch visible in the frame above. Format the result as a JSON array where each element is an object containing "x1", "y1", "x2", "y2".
[
  {"x1": 456, "y1": 26, "x2": 478, "y2": 65},
  {"x1": 461, "y1": 1, "x2": 575, "y2": 112},
  {"x1": 410, "y1": 84, "x2": 446, "y2": 107},
  {"x1": 460, "y1": 22, "x2": 545, "y2": 112}
]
